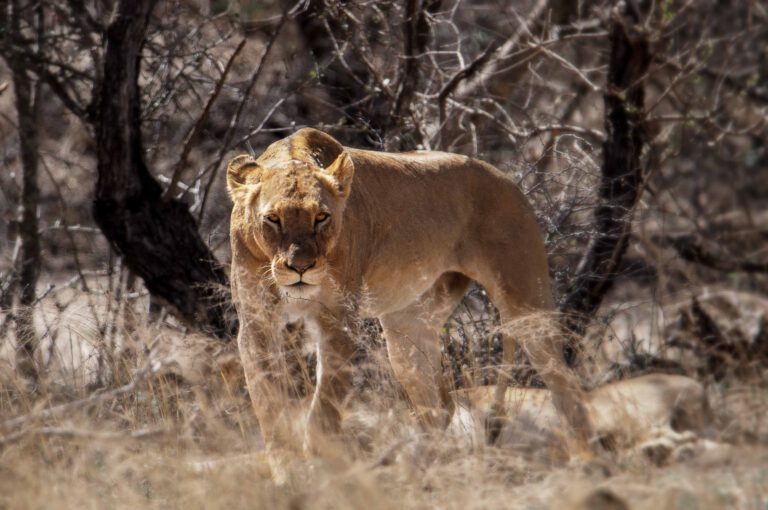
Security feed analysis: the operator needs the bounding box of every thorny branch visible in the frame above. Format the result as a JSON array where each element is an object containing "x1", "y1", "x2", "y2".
[
  {"x1": 162, "y1": 37, "x2": 247, "y2": 202},
  {"x1": 195, "y1": 9, "x2": 292, "y2": 221}
]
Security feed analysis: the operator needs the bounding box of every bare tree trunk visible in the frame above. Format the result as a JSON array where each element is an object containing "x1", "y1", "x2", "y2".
[
  {"x1": 11, "y1": 65, "x2": 42, "y2": 381},
  {"x1": 3, "y1": 0, "x2": 43, "y2": 381},
  {"x1": 559, "y1": 1, "x2": 650, "y2": 363},
  {"x1": 387, "y1": 0, "x2": 441, "y2": 149},
  {"x1": 92, "y1": 0, "x2": 234, "y2": 339}
]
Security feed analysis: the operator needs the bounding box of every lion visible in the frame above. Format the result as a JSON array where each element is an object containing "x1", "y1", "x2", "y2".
[
  {"x1": 451, "y1": 374, "x2": 713, "y2": 463},
  {"x1": 226, "y1": 128, "x2": 594, "y2": 453}
]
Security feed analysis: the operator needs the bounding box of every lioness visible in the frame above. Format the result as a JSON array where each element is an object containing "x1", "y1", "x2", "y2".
[
  {"x1": 451, "y1": 374, "x2": 712, "y2": 457},
  {"x1": 227, "y1": 128, "x2": 593, "y2": 452}
]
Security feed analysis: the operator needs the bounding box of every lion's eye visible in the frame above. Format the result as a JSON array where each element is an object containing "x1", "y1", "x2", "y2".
[
  {"x1": 315, "y1": 212, "x2": 330, "y2": 224},
  {"x1": 266, "y1": 214, "x2": 280, "y2": 225}
]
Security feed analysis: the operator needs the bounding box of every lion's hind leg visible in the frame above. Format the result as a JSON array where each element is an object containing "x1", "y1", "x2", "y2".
[{"x1": 478, "y1": 268, "x2": 597, "y2": 456}]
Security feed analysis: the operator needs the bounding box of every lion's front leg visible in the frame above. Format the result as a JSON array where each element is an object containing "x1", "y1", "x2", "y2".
[
  {"x1": 304, "y1": 310, "x2": 357, "y2": 453},
  {"x1": 233, "y1": 273, "x2": 307, "y2": 450},
  {"x1": 238, "y1": 310, "x2": 308, "y2": 449}
]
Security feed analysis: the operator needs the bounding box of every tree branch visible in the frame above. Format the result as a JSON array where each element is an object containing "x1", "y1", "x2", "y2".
[
  {"x1": 656, "y1": 233, "x2": 768, "y2": 274},
  {"x1": 162, "y1": 37, "x2": 247, "y2": 202},
  {"x1": 196, "y1": 10, "x2": 290, "y2": 221}
]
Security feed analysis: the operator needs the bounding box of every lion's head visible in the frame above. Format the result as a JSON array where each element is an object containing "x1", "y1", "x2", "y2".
[{"x1": 226, "y1": 129, "x2": 355, "y2": 300}]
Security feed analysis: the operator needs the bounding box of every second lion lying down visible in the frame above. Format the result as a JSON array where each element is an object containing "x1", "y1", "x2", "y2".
[{"x1": 450, "y1": 373, "x2": 714, "y2": 462}]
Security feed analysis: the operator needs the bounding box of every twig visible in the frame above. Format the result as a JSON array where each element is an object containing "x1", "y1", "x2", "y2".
[
  {"x1": 530, "y1": 42, "x2": 601, "y2": 92},
  {"x1": 0, "y1": 425, "x2": 168, "y2": 446},
  {"x1": 436, "y1": 0, "x2": 549, "y2": 145},
  {"x1": 162, "y1": 37, "x2": 247, "y2": 202},
  {"x1": 41, "y1": 223, "x2": 101, "y2": 234},
  {"x1": 0, "y1": 363, "x2": 160, "y2": 431},
  {"x1": 231, "y1": 98, "x2": 286, "y2": 149},
  {"x1": 656, "y1": 55, "x2": 768, "y2": 106},
  {"x1": 30, "y1": 283, "x2": 55, "y2": 307},
  {"x1": 437, "y1": 40, "x2": 503, "y2": 140},
  {"x1": 453, "y1": 0, "x2": 549, "y2": 99},
  {"x1": 195, "y1": 8, "x2": 292, "y2": 222},
  {"x1": 655, "y1": 233, "x2": 768, "y2": 273},
  {"x1": 442, "y1": 98, "x2": 605, "y2": 143},
  {"x1": 39, "y1": 156, "x2": 91, "y2": 293}
]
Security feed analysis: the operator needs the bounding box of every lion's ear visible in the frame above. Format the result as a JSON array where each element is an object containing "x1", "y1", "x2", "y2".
[
  {"x1": 323, "y1": 151, "x2": 355, "y2": 197},
  {"x1": 227, "y1": 154, "x2": 261, "y2": 201}
]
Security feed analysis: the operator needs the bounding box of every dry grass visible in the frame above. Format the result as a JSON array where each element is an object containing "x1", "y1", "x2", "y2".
[
  {"x1": 1, "y1": 2, "x2": 766, "y2": 507},
  {"x1": 2, "y1": 286, "x2": 768, "y2": 510}
]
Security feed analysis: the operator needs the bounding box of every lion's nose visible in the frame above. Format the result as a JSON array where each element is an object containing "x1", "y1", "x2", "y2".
[{"x1": 286, "y1": 260, "x2": 316, "y2": 275}]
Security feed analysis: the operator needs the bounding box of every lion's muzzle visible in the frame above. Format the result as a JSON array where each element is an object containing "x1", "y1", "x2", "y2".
[{"x1": 271, "y1": 257, "x2": 326, "y2": 296}]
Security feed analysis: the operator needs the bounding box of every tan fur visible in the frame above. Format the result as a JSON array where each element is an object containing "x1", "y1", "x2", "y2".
[
  {"x1": 227, "y1": 128, "x2": 594, "y2": 452},
  {"x1": 451, "y1": 374, "x2": 712, "y2": 460}
]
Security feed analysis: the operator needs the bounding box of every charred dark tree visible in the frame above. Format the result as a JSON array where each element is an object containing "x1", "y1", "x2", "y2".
[
  {"x1": 560, "y1": 2, "x2": 651, "y2": 363},
  {"x1": 92, "y1": 0, "x2": 234, "y2": 339}
]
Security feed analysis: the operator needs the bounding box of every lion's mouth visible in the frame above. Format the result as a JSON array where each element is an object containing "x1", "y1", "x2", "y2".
[{"x1": 280, "y1": 280, "x2": 320, "y2": 300}]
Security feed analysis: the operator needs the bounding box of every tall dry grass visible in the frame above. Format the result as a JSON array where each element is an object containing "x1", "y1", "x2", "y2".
[{"x1": 1, "y1": 282, "x2": 768, "y2": 509}]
